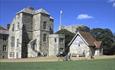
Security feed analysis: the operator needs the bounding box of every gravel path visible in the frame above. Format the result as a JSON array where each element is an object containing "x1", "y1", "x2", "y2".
[{"x1": 0, "y1": 55, "x2": 115, "y2": 62}]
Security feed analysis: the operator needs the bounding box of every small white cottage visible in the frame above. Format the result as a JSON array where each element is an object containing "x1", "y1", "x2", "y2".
[{"x1": 69, "y1": 31, "x2": 102, "y2": 58}]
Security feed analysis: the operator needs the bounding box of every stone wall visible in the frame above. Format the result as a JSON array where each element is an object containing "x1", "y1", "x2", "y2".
[
  {"x1": 0, "y1": 34, "x2": 8, "y2": 59},
  {"x1": 49, "y1": 34, "x2": 65, "y2": 56}
]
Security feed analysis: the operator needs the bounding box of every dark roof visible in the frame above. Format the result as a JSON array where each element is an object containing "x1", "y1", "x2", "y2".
[
  {"x1": 0, "y1": 26, "x2": 8, "y2": 34},
  {"x1": 0, "y1": 25, "x2": 6, "y2": 30},
  {"x1": 69, "y1": 31, "x2": 101, "y2": 48},
  {"x1": 79, "y1": 31, "x2": 96, "y2": 46}
]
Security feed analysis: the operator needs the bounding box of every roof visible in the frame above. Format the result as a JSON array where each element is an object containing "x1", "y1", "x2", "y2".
[
  {"x1": 79, "y1": 31, "x2": 96, "y2": 46},
  {"x1": 69, "y1": 31, "x2": 101, "y2": 48},
  {"x1": 35, "y1": 8, "x2": 49, "y2": 15},
  {"x1": 17, "y1": 7, "x2": 35, "y2": 14},
  {"x1": 0, "y1": 25, "x2": 6, "y2": 30},
  {"x1": 0, "y1": 30, "x2": 9, "y2": 34},
  {"x1": 0, "y1": 26, "x2": 9, "y2": 34}
]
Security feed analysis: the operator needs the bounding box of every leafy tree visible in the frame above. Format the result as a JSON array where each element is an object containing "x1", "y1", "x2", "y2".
[{"x1": 91, "y1": 28, "x2": 114, "y2": 55}]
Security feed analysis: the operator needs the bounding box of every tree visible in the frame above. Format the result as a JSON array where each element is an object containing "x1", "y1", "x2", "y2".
[{"x1": 91, "y1": 28, "x2": 114, "y2": 55}]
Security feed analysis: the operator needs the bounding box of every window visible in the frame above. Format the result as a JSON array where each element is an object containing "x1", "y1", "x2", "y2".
[
  {"x1": 11, "y1": 36, "x2": 15, "y2": 47},
  {"x1": 12, "y1": 24, "x2": 14, "y2": 31},
  {"x1": 78, "y1": 43, "x2": 80, "y2": 47},
  {"x1": 59, "y1": 38, "x2": 64, "y2": 43},
  {"x1": 43, "y1": 21, "x2": 46, "y2": 29},
  {"x1": 17, "y1": 22, "x2": 20, "y2": 30},
  {"x1": 43, "y1": 34, "x2": 47, "y2": 42},
  {"x1": 10, "y1": 52, "x2": 15, "y2": 57},
  {"x1": 17, "y1": 39, "x2": 19, "y2": 47},
  {"x1": 16, "y1": 52, "x2": 18, "y2": 58},
  {"x1": 3, "y1": 45, "x2": 6, "y2": 51},
  {"x1": 3, "y1": 35, "x2": 7, "y2": 41},
  {"x1": 54, "y1": 38, "x2": 57, "y2": 42},
  {"x1": 32, "y1": 42, "x2": 36, "y2": 50}
]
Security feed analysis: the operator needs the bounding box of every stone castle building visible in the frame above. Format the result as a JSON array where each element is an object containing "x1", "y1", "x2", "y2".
[
  {"x1": 8, "y1": 7, "x2": 65, "y2": 59},
  {"x1": 0, "y1": 26, "x2": 9, "y2": 59}
]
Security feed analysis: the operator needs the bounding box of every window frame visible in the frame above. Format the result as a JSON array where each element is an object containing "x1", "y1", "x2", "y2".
[
  {"x1": 43, "y1": 21, "x2": 47, "y2": 29},
  {"x1": 43, "y1": 34, "x2": 47, "y2": 42}
]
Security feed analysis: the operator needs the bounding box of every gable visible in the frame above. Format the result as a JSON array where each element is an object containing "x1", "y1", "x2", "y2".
[
  {"x1": 69, "y1": 31, "x2": 96, "y2": 47},
  {"x1": 71, "y1": 34, "x2": 88, "y2": 46}
]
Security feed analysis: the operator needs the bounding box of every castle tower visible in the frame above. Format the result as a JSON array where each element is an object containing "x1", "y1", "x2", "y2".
[
  {"x1": 8, "y1": 7, "x2": 34, "y2": 59},
  {"x1": 32, "y1": 8, "x2": 54, "y2": 56}
]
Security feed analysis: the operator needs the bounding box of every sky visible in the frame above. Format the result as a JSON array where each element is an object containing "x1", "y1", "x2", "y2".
[{"x1": 0, "y1": 0, "x2": 115, "y2": 33}]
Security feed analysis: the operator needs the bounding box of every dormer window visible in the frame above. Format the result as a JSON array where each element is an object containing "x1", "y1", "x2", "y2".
[{"x1": 43, "y1": 21, "x2": 46, "y2": 29}]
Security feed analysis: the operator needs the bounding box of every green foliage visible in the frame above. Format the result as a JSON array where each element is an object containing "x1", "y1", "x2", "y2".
[
  {"x1": 91, "y1": 28, "x2": 114, "y2": 55},
  {"x1": 0, "y1": 59, "x2": 115, "y2": 70}
]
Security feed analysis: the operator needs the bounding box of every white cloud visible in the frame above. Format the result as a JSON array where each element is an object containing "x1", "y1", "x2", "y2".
[
  {"x1": 108, "y1": 0, "x2": 115, "y2": 2},
  {"x1": 108, "y1": 0, "x2": 115, "y2": 7},
  {"x1": 77, "y1": 14, "x2": 93, "y2": 20},
  {"x1": 113, "y1": 3, "x2": 115, "y2": 7}
]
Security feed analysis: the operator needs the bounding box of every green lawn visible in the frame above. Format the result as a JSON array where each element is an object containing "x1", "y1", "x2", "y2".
[{"x1": 0, "y1": 59, "x2": 115, "y2": 70}]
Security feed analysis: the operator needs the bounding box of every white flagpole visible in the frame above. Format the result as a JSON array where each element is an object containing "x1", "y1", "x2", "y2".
[
  {"x1": 60, "y1": 10, "x2": 63, "y2": 26},
  {"x1": 59, "y1": 10, "x2": 63, "y2": 30}
]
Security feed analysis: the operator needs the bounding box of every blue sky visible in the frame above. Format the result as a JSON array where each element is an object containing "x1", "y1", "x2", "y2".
[{"x1": 0, "y1": 0, "x2": 115, "y2": 33}]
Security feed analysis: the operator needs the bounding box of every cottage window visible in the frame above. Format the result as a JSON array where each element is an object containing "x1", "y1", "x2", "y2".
[
  {"x1": 78, "y1": 43, "x2": 80, "y2": 47},
  {"x1": 43, "y1": 21, "x2": 46, "y2": 29},
  {"x1": 43, "y1": 34, "x2": 47, "y2": 42}
]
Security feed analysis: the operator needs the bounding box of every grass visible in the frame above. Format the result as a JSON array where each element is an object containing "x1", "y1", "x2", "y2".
[{"x1": 0, "y1": 59, "x2": 115, "y2": 70}]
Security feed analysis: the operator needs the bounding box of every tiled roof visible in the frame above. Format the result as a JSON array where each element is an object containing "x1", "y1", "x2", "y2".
[
  {"x1": 0, "y1": 25, "x2": 5, "y2": 30},
  {"x1": 79, "y1": 31, "x2": 96, "y2": 46},
  {"x1": 0, "y1": 26, "x2": 9, "y2": 34},
  {"x1": 69, "y1": 31, "x2": 102, "y2": 48},
  {"x1": 0, "y1": 29, "x2": 9, "y2": 34}
]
